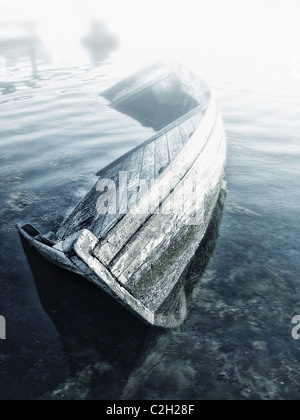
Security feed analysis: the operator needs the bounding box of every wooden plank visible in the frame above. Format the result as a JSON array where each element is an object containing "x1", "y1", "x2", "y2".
[
  {"x1": 98, "y1": 142, "x2": 149, "y2": 237},
  {"x1": 93, "y1": 100, "x2": 217, "y2": 266},
  {"x1": 56, "y1": 160, "x2": 123, "y2": 240},
  {"x1": 71, "y1": 229, "x2": 155, "y2": 325},
  {"x1": 114, "y1": 118, "x2": 225, "y2": 282},
  {"x1": 126, "y1": 147, "x2": 144, "y2": 212},
  {"x1": 117, "y1": 160, "x2": 132, "y2": 217},
  {"x1": 95, "y1": 104, "x2": 215, "y2": 265},
  {"x1": 154, "y1": 133, "x2": 169, "y2": 178},
  {"x1": 89, "y1": 162, "x2": 125, "y2": 238},
  {"x1": 97, "y1": 155, "x2": 132, "y2": 238},
  {"x1": 140, "y1": 141, "x2": 156, "y2": 181},
  {"x1": 179, "y1": 118, "x2": 196, "y2": 145},
  {"x1": 117, "y1": 136, "x2": 226, "y2": 291},
  {"x1": 56, "y1": 188, "x2": 97, "y2": 240},
  {"x1": 96, "y1": 105, "x2": 202, "y2": 179},
  {"x1": 190, "y1": 111, "x2": 205, "y2": 131},
  {"x1": 110, "y1": 115, "x2": 225, "y2": 285},
  {"x1": 57, "y1": 141, "x2": 145, "y2": 241},
  {"x1": 135, "y1": 140, "x2": 156, "y2": 205},
  {"x1": 132, "y1": 179, "x2": 225, "y2": 313},
  {"x1": 116, "y1": 147, "x2": 145, "y2": 214},
  {"x1": 116, "y1": 147, "x2": 225, "y2": 291},
  {"x1": 167, "y1": 126, "x2": 184, "y2": 162}
]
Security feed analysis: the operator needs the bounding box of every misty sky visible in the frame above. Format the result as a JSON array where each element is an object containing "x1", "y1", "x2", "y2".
[
  {"x1": 1, "y1": 0, "x2": 300, "y2": 55},
  {"x1": 0, "y1": 0, "x2": 300, "y2": 91}
]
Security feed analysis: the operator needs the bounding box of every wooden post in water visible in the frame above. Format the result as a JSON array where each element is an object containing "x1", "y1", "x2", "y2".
[
  {"x1": 26, "y1": 23, "x2": 38, "y2": 79},
  {"x1": 0, "y1": 21, "x2": 38, "y2": 80},
  {"x1": 29, "y1": 36, "x2": 38, "y2": 78}
]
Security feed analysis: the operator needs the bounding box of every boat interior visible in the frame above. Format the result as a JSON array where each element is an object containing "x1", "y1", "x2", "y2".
[
  {"x1": 35, "y1": 64, "x2": 212, "y2": 244},
  {"x1": 102, "y1": 63, "x2": 210, "y2": 130},
  {"x1": 110, "y1": 73, "x2": 200, "y2": 131}
]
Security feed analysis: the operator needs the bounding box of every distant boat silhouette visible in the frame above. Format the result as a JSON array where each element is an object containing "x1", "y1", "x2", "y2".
[{"x1": 81, "y1": 20, "x2": 119, "y2": 64}]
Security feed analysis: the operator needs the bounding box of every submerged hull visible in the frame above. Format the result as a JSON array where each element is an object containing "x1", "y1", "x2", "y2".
[{"x1": 19, "y1": 61, "x2": 227, "y2": 327}]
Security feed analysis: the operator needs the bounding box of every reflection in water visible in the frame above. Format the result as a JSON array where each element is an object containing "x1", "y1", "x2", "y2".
[
  {"x1": 0, "y1": 1, "x2": 299, "y2": 399},
  {"x1": 121, "y1": 189, "x2": 226, "y2": 399},
  {"x1": 20, "y1": 234, "x2": 152, "y2": 400},
  {"x1": 82, "y1": 20, "x2": 119, "y2": 66},
  {"x1": 0, "y1": 81, "x2": 16, "y2": 94},
  {"x1": 0, "y1": 22, "x2": 39, "y2": 81},
  {"x1": 19, "y1": 189, "x2": 225, "y2": 399}
]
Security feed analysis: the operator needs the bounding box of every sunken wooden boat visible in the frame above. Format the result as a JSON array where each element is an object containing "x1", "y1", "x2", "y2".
[{"x1": 19, "y1": 62, "x2": 227, "y2": 328}]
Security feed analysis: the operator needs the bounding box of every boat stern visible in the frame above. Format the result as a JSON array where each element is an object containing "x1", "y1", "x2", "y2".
[{"x1": 18, "y1": 224, "x2": 85, "y2": 276}]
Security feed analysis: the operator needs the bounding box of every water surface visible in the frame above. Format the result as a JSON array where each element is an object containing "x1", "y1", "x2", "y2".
[{"x1": 0, "y1": 35, "x2": 300, "y2": 400}]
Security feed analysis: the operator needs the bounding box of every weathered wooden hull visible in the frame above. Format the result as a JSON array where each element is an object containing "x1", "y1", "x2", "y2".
[{"x1": 19, "y1": 62, "x2": 227, "y2": 328}]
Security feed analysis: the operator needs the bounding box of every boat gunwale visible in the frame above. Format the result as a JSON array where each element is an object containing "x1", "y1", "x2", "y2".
[
  {"x1": 96, "y1": 104, "x2": 204, "y2": 177},
  {"x1": 110, "y1": 112, "x2": 226, "y2": 283},
  {"x1": 93, "y1": 97, "x2": 218, "y2": 265}
]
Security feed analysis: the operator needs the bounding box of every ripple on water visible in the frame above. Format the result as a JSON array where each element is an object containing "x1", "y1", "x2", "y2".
[{"x1": 0, "y1": 50, "x2": 300, "y2": 400}]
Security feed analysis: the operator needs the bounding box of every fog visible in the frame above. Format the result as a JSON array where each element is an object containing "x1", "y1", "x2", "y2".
[{"x1": 1, "y1": 0, "x2": 300, "y2": 54}]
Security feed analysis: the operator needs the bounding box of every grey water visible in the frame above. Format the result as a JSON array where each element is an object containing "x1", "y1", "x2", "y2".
[{"x1": 0, "y1": 35, "x2": 300, "y2": 400}]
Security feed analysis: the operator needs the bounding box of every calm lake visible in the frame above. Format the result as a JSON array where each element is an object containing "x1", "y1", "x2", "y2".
[{"x1": 0, "y1": 10, "x2": 300, "y2": 399}]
